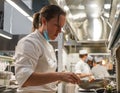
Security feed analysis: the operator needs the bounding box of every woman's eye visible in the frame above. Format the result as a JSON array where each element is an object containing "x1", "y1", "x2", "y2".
[
  {"x1": 55, "y1": 24, "x2": 61, "y2": 28},
  {"x1": 55, "y1": 24, "x2": 59, "y2": 27}
]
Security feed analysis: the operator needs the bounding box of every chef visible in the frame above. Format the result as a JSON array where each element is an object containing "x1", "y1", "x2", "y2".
[
  {"x1": 74, "y1": 50, "x2": 94, "y2": 93},
  {"x1": 86, "y1": 55, "x2": 94, "y2": 69},
  {"x1": 14, "y1": 5, "x2": 80, "y2": 93},
  {"x1": 91, "y1": 57, "x2": 110, "y2": 79},
  {"x1": 74, "y1": 49, "x2": 94, "y2": 81}
]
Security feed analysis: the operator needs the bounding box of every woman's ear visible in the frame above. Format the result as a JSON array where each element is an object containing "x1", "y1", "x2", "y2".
[{"x1": 41, "y1": 17, "x2": 47, "y2": 25}]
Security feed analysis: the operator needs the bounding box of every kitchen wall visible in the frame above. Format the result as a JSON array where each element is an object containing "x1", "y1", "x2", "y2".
[{"x1": 4, "y1": 0, "x2": 32, "y2": 35}]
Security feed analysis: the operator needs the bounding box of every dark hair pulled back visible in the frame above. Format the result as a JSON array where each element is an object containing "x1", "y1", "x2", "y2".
[{"x1": 32, "y1": 5, "x2": 66, "y2": 32}]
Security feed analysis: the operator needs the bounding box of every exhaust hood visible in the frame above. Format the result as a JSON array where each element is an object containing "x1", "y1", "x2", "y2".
[{"x1": 49, "y1": 0, "x2": 112, "y2": 43}]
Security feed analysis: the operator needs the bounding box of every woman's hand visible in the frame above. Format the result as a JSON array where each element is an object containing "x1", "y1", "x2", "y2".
[{"x1": 58, "y1": 72, "x2": 81, "y2": 84}]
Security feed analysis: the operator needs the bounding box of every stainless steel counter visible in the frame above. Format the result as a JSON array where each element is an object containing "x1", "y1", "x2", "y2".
[{"x1": 0, "y1": 85, "x2": 17, "y2": 93}]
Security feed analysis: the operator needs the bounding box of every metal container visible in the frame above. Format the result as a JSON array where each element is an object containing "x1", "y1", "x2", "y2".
[{"x1": 78, "y1": 79, "x2": 109, "y2": 89}]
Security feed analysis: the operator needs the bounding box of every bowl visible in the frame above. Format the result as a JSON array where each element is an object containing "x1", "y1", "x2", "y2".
[{"x1": 78, "y1": 79, "x2": 110, "y2": 89}]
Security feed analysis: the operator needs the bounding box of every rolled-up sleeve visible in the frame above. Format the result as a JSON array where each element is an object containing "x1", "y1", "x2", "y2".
[{"x1": 14, "y1": 39, "x2": 42, "y2": 87}]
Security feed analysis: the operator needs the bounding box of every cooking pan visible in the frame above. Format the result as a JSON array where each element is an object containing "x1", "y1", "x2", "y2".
[
  {"x1": 78, "y1": 79, "x2": 110, "y2": 89},
  {"x1": 105, "y1": 76, "x2": 116, "y2": 81}
]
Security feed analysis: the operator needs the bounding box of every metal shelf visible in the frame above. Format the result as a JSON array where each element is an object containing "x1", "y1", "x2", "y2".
[
  {"x1": 108, "y1": 13, "x2": 120, "y2": 49},
  {"x1": 0, "y1": 55, "x2": 14, "y2": 62}
]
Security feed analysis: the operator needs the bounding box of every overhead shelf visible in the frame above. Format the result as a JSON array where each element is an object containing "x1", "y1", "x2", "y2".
[{"x1": 0, "y1": 55, "x2": 14, "y2": 62}]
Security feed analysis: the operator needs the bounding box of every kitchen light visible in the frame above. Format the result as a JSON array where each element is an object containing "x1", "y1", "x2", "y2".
[
  {"x1": 89, "y1": 3, "x2": 98, "y2": 8},
  {"x1": 63, "y1": 5, "x2": 69, "y2": 11},
  {"x1": 0, "y1": 29, "x2": 12, "y2": 39},
  {"x1": 6, "y1": 0, "x2": 33, "y2": 21},
  {"x1": 27, "y1": 16, "x2": 33, "y2": 22},
  {"x1": 104, "y1": 4, "x2": 111, "y2": 9},
  {"x1": 117, "y1": 4, "x2": 120, "y2": 9}
]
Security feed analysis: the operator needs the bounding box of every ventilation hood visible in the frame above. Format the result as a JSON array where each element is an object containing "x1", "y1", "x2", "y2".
[
  {"x1": 48, "y1": 0, "x2": 120, "y2": 53},
  {"x1": 49, "y1": 0, "x2": 112, "y2": 42}
]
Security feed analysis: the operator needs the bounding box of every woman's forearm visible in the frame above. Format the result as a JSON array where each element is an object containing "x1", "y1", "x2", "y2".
[
  {"x1": 22, "y1": 72, "x2": 61, "y2": 87},
  {"x1": 22, "y1": 72, "x2": 81, "y2": 87}
]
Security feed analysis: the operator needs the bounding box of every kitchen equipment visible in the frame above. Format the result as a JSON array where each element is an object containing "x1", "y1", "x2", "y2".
[
  {"x1": 78, "y1": 79, "x2": 110, "y2": 89},
  {"x1": 105, "y1": 76, "x2": 116, "y2": 81},
  {"x1": 0, "y1": 71, "x2": 13, "y2": 86},
  {"x1": 78, "y1": 89, "x2": 96, "y2": 93},
  {"x1": 0, "y1": 85, "x2": 6, "y2": 92}
]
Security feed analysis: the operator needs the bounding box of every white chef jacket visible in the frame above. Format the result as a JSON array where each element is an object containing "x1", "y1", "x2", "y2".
[
  {"x1": 91, "y1": 64, "x2": 110, "y2": 79},
  {"x1": 14, "y1": 30, "x2": 57, "y2": 93},
  {"x1": 74, "y1": 59, "x2": 92, "y2": 80}
]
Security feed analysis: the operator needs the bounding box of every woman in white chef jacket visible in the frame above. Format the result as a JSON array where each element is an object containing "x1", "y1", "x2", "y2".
[{"x1": 14, "y1": 5, "x2": 80, "y2": 93}]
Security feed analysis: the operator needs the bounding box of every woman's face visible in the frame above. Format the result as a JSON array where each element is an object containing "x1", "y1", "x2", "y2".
[{"x1": 47, "y1": 15, "x2": 66, "y2": 40}]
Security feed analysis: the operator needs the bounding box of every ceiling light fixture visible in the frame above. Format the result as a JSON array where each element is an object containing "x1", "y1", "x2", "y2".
[
  {"x1": 63, "y1": 5, "x2": 69, "y2": 11},
  {"x1": 91, "y1": 13, "x2": 99, "y2": 18},
  {"x1": 104, "y1": 4, "x2": 111, "y2": 9},
  {"x1": 117, "y1": 4, "x2": 120, "y2": 9},
  {"x1": 89, "y1": 3, "x2": 98, "y2": 8},
  {"x1": 6, "y1": 0, "x2": 33, "y2": 21},
  {"x1": 0, "y1": 29, "x2": 12, "y2": 39}
]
